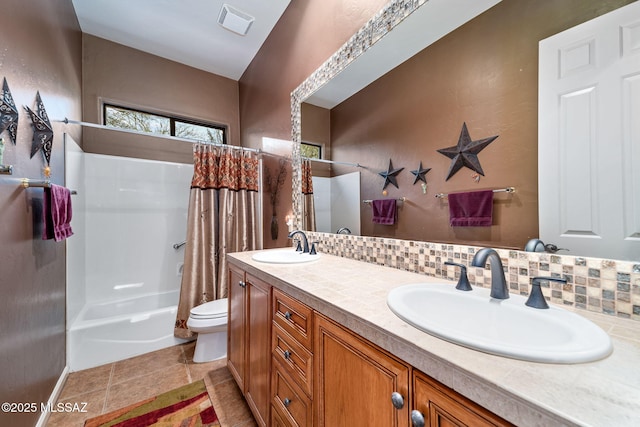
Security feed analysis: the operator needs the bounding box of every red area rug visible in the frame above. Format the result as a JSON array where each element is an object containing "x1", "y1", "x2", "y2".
[{"x1": 84, "y1": 380, "x2": 220, "y2": 427}]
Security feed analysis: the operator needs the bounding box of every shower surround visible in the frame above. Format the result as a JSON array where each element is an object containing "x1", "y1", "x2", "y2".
[{"x1": 65, "y1": 138, "x2": 193, "y2": 371}]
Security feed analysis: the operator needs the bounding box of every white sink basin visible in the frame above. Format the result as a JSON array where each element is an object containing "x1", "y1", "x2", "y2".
[
  {"x1": 387, "y1": 283, "x2": 613, "y2": 364},
  {"x1": 251, "y1": 248, "x2": 321, "y2": 264}
]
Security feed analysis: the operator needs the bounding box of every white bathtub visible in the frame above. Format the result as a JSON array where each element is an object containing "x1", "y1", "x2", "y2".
[{"x1": 68, "y1": 290, "x2": 190, "y2": 371}]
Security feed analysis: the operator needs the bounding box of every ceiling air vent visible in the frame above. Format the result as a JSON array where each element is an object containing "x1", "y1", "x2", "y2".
[{"x1": 217, "y1": 4, "x2": 255, "y2": 36}]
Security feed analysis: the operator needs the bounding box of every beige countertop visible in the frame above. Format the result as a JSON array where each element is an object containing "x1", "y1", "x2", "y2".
[{"x1": 228, "y1": 249, "x2": 640, "y2": 427}]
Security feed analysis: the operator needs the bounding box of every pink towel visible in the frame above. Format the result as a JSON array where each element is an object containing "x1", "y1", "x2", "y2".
[
  {"x1": 43, "y1": 184, "x2": 74, "y2": 241},
  {"x1": 372, "y1": 199, "x2": 397, "y2": 225},
  {"x1": 448, "y1": 190, "x2": 493, "y2": 227}
]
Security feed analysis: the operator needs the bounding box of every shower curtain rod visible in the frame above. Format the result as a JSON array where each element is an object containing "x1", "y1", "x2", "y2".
[
  {"x1": 55, "y1": 118, "x2": 262, "y2": 154},
  {"x1": 303, "y1": 156, "x2": 365, "y2": 168}
]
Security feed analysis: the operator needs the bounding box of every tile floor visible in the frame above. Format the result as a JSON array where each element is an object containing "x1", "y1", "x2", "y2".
[{"x1": 45, "y1": 341, "x2": 257, "y2": 427}]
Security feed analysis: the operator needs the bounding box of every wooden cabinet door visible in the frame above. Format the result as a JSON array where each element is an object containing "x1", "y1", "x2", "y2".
[
  {"x1": 412, "y1": 371, "x2": 513, "y2": 427},
  {"x1": 244, "y1": 273, "x2": 271, "y2": 427},
  {"x1": 227, "y1": 263, "x2": 246, "y2": 390},
  {"x1": 314, "y1": 313, "x2": 410, "y2": 427},
  {"x1": 227, "y1": 266, "x2": 272, "y2": 427}
]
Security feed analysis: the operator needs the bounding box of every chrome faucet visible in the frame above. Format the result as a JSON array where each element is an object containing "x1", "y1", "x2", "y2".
[
  {"x1": 288, "y1": 230, "x2": 310, "y2": 253},
  {"x1": 524, "y1": 238, "x2": 546, "y2": 252},
  {"x1": 524, "y1": 238, "x2": 568, "y2": 254},
  {"x1": 471, "y1": 248, "x2": 509, "y2": 300}
]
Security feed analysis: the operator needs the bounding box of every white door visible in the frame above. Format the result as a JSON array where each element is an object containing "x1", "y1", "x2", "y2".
[
  {"x1": 312, "y1": 172, "x2": 361, "y2": 234},
  {"x1": 330, "y1": 171, "x2": 361, "y2": 235},
  {"x1": 539, "y1": 2, "x2": 640, "y2": 261}
]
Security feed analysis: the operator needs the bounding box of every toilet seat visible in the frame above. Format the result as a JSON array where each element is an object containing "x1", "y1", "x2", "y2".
[
  {"x1": 187, "y1": 298, "x2": 228, "y2": 363},
  {"x1": 189, "y1": 298, "x2": 228, "y2": 320}
]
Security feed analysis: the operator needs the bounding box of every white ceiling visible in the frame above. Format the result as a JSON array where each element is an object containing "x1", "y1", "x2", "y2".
[{"x1": 71, "y1": 0, "x2": 291, "y2": 80}]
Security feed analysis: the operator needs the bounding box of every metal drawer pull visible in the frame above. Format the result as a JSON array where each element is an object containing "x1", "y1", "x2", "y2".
[
  {"x1": 284, "y1": 311, "x2": 292, "y2": 320},
  {"x1": 391, "y1": 392, "x2": 404, "y2": 409},
  {"x1": 411, "y1": 410, "x2": 425, "y2": 427},
  {"x1": 283, "y1": 350, "x2": 292, "y2": 360},
  {"x1": 239, "y1": 280, "x2": 246, "y2": 288},
  {"x1": 283, "y1": 398, "x2": 292, "y2": 408}
]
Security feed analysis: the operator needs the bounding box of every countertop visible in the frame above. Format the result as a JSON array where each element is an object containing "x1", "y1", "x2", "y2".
[{"x1": 227, "y1": 249, "x2": 640, "y2": 427}]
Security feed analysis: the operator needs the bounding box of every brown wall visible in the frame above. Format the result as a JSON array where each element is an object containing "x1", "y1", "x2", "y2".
[
  {"x1": 301, "y1": 102, "x2": 331, "y2": 178},
  {"x1": 0, "y1": 1, "x2": 82, "y2": 426},
  {"x1": 81, "y1": 34, "x2": 240, "y2": 163},
  {"x1": 240, "y1": 0, "x2": 388, "y2": 148},
  {"x1": 326, "y1": 0, "x2": 636, "y2": 249},
  {"x1": 239, "y1": 0, "x2": 388, "y2": 247}
]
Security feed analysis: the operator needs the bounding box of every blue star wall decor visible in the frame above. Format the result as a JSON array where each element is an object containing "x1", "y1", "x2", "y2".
[
  {"x1": 411, "y1": 161, "x2": 431, "y2": 184},
  {"x1": 0, "y1": 77, "x2": 19, "y2": 145},
  {"x1": 24, "y1": 91, "x2": 54, "y2": 166},
  {"x1": 437, "y1": 122, "x2": 498, "y2": 181},
  {"x1": 378, "y1": 159, "x2": 404, "y2": 190}
]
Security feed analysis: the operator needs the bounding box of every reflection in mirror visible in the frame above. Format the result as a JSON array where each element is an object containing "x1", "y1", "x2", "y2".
[
  {"x1": 292, "y1": 0, "x2": 639, "y2": 261},
  {"x1": 301, "y1": 102, "x2": 364, "y2": 234},
  {"x1": 310, "y1": 170, "x2": 361, "y2": 235},
  {"x1": 300, "y1": 159, "x2": 316, "y2": 231}
]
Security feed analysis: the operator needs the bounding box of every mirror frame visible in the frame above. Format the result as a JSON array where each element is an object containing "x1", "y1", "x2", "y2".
[{"x1": 290, "y1": 0, "x2": 429, "y2": 229}]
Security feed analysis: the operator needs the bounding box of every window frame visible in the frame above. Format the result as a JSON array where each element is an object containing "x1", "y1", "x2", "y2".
[
  {"x1": 300, "y1": 141, "x2": 323, "y2": 159},
  {"x1": 102, "y1": 103, "x2": 227, "y2": 144}
]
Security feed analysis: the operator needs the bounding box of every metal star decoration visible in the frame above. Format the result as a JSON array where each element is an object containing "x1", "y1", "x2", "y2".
[
  {"x1": 437, "y1": 122, "x2": 498, "y2": 181},
  {"x1": 24, "y1": 91, "x2": 54, "y2": 165},
  {"x1": 410, "y1": 161, "x2": 431, "y2": 184},
  {"x1": 378, "y1": 159, "x2": 404, "y2": 190},
  {"x1": 0, "y1": 77, "x2": 19, "y2": 145}
]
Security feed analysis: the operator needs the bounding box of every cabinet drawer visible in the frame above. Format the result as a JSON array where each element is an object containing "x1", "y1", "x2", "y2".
[
  {"x1": 271, "y1": 404, "x2": 292, "y2": 427},
  {"x1": 272, "y1": 288, "x2": 313, "y2": 350},
  {"x1": 272, "y1": 322, "x2": 313, "y2": 397},
  {"x1": 272, "y1": 359, "x2": 312, "y2": 427}
]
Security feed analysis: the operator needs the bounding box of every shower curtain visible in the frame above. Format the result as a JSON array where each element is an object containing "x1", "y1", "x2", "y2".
[
  {"x1": 301, "y1": 159, "x2": 316, "y2": 231},
  {"x1": 174, "y1": 144, "x2": 260, "y2": 339}
]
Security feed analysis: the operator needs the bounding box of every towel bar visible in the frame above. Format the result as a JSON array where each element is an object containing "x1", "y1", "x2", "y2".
[
  {"x1": 20, "y1": 178, "x2": 78, "y2": 194},
  {"x1": 435, "y1": 187, "x2": 515, "y2": 199},
  {"x1": 363, "y1": 197, "x2": 406, "y2": 204},
  {"x1": 21, "y1": 178, "x2": 50, "y2": 188}
]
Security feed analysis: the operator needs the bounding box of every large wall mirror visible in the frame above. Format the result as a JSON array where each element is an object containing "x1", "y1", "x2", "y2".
[{"x1": 291, "y1": 0, "x2": 639, "y2": 261}]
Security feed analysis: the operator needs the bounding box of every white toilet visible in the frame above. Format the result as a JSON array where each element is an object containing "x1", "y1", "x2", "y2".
[{"x1": 187, "y1": 298, "x2": 228, "y2": 363}]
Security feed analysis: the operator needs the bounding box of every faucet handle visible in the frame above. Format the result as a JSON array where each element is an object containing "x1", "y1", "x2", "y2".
[
  {"x1": 294, "y1": 239, "x2": 303, "y2": 252},
  {"x1": 309, "y1": 242, "x2": 319, "y2": 255},
  {"x1": 526, "y1": 276, "x2": 567, "y2": 309},
  {"x1": 444, "y1": 261, "x2": 472, "y2": 291}
]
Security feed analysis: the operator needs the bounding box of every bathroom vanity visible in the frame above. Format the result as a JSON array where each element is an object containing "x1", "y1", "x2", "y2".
[{"x1": 227, "y1": 249, "x2": 640, "y2": 427}]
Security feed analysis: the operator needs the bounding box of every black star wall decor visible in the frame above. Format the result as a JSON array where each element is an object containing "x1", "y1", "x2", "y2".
[
  {"x1": 437, "y1": 122, "x2": 498, "y2": 181},
  {"x1": 378, "y1": 159, "x2": 404, "y2": 190},
  {"x1": 410, "y1": 161, "x2": 431, "y2": 184},
  {"x1": 0, "y1": 77, "x2": 18, "y2": 145},
  {"x1": 24, "y1": 91, "x2": 54, "y2": 166}
]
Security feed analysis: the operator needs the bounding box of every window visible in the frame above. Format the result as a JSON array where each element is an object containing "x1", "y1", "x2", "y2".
[
  {"x1": 301, "y1": 142, "x2": 322, "y2": 159},
  {"x1": 103, "y1": 104, "x2": 226, "y2": 144}
]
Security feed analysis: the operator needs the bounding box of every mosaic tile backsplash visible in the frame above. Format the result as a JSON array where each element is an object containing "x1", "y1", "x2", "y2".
[{"x1": 305, "y1": 231, "x2": 640, "y2": 321}]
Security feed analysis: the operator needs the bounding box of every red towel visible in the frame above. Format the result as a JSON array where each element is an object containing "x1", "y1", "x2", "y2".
[
  {"x1": 372, "y1": 199, "x2": 397, "y2": 225},
  {"x1": 448, "y1": 190, "x2": 493, "y2": 227},
  {"x1": 43, "y1": 184, "x2": 74, "y2": 241}
]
